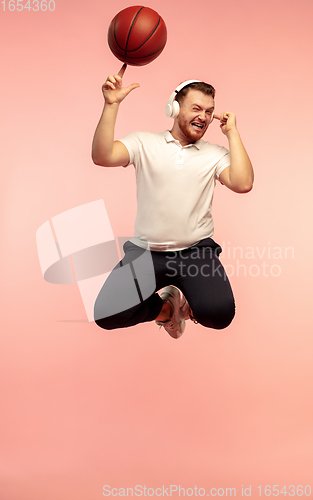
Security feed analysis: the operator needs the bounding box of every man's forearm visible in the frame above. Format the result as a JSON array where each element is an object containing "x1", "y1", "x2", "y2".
[{"x1": 92, "y1": 102, "x2": 119, "y2": 165}]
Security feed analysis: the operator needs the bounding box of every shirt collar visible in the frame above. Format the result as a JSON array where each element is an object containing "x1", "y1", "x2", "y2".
[{"x1": 163, "y1": 130, "x2": 203, "y2": 150}]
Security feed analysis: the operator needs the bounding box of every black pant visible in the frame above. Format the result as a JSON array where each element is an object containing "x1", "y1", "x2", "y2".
[{"x1": 94, "y1": 237, "x2": 235, "y2": 330}]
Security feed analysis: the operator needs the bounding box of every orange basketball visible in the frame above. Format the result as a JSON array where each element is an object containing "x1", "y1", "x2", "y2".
[{"x1": 107, "y1": 6, "x2": 167, "y2": 66}]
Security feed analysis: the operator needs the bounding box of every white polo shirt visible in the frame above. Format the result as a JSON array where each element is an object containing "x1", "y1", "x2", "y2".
[{"x1": 120, "y1": 130, "x2": 230, "y2": 251}]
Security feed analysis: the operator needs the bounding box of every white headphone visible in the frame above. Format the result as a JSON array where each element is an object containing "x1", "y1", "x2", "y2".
[{"x1": 165, "y1": 80, "x2": 215, "y2": 123}]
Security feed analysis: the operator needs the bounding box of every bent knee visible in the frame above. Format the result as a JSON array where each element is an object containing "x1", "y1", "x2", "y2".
[
  {"x1": 94, "y1": 317, "x2": 118, "y2": 330},
  {"x1": 194, "y1": 301, "x2": 235, "y2": 330},
  {"x1": 94, "y1": 298, "x2": 122, "y2": 330}
]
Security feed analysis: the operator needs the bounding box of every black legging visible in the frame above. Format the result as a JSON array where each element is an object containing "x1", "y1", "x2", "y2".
[{"x1": 94, "y1": 237, "x2": 235, "y2": 330}]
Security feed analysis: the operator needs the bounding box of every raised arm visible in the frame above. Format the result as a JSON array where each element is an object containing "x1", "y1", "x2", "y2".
[
  {"x1": 215, "y1": 112, "x2": 254, "y2": 193},
  {"x1": 92, "y1": 64, "x2": 140, "y2": 167}
]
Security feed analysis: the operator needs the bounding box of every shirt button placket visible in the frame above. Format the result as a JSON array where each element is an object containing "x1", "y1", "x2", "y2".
[{"x1": 176, "y1": 145, "x2": 184, "y2": 169}]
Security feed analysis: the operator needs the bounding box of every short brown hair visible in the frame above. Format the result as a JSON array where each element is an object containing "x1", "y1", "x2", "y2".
[{"x1": 175, "y1": 82, "x2": 216, "y2": 104}]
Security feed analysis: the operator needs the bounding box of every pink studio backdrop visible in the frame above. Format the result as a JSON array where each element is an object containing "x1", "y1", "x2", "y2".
[{"x1": 1, "y1": 0, "x2": 313, "y2": 499}]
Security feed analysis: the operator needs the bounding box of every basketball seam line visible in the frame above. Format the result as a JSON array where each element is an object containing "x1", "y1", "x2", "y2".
[
  {"x1": 112, "y1": 44, "x2": 166, "y2": 61},
  {"x1": 125, "y1": 7, "x2": 145, "y2": 61},
  {"x1": 113, "y1": 8, "x2": 145, "y2": 52},
  {"x1": 113, "y1": 14, "x2": 123, "y2": 51},
  {"x1": 126, "y1": 16, "x2": 161, "y2": 53}
]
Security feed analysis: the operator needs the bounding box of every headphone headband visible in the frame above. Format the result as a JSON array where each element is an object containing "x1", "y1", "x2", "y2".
[
  {"x1": 173, "y1": 79, "x2": 202, "y2": 94},
  {"x1": 165, "y1": 80, "x2": 201, "y2": 118}
]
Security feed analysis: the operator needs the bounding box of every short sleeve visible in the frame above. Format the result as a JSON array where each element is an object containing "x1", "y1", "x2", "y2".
[
  {"x1": 119, "y1": 132, "x2": 142, "y2": 167},
  {"x1": 215, "y1": 151, "x2": 231, "y2": 180}
]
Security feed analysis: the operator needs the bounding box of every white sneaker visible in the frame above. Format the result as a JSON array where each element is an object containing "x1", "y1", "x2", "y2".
[
  {"x1": 179, "y1": 296, "x2": 198, "y2": 324},
  {"x1": 156, "y1": 286, "x2": 188, "y2": 339}
]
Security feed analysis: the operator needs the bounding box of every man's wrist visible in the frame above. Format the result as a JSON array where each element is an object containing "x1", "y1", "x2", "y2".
[
  {"x1": 104, "y1": 100, "x2": 120, "y2": 108},
  {"x1": 225, "y1": 128, "x2": 240, "y2": 140}
]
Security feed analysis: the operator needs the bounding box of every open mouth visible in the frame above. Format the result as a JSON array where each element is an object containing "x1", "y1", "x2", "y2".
[{"x1": 191, "y1": 122, "x2": 204, "y2": 131}]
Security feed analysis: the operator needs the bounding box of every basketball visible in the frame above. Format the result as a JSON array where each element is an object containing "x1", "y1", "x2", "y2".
[{"x1": 107, "y1": 6, "x2": 167, "y2": 66}]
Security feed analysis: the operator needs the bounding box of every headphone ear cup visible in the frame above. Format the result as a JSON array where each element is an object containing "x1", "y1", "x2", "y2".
[
  {"x1": 171, "y1": 100, "x2": 180, "y2": 119},
  {"x1": 165, "y1": 91, "x2": 176, "y2": 117},
  {"x1": 165, "y1": 103, "x2": 172, "y2": 117}
]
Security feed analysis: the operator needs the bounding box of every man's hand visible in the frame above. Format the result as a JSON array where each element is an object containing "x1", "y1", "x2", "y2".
[
  {"x1": 214, "y1": 112, "x2": 237, "y2": 136},
  {"x1": 214, "y1": 110, "x2": 254, "y2": 193},
  {"x1": 102, "y1": 64, "x2": 140, "y2": 105}
]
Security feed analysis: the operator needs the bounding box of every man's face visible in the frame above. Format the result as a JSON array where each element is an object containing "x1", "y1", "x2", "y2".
[{"x1": 175, "y1": 89, "x2": 215, "y2": 144}]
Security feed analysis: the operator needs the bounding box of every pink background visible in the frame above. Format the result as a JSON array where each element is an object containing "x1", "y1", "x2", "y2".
[{"x1": 1, "y1": 0, "x2": 313, "y2": 498}]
